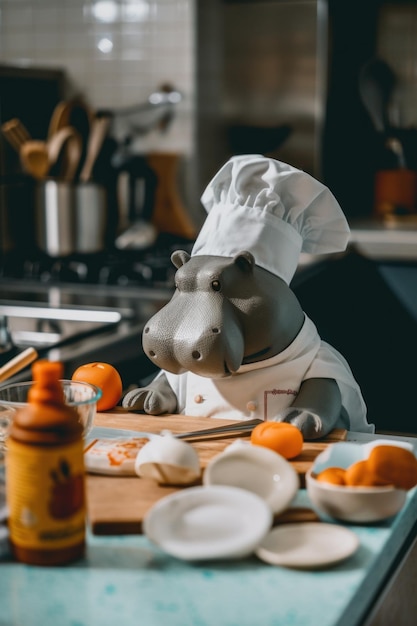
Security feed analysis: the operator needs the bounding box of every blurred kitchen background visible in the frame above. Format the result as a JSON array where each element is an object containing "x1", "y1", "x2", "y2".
[
  {"x1": 2, "y1": 0, "x2": 417, "y2": 224},
  {"x1": 1, "y1": 0, "x2": 417, "y2": 433}
]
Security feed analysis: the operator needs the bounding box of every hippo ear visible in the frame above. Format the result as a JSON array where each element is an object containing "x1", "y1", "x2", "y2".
[
  {"x1": 233, "y1": 251, "x2": 255, "y2": 273},
  {"x1": 171, "y1": 250, "x2": 191, "y2": 269}
]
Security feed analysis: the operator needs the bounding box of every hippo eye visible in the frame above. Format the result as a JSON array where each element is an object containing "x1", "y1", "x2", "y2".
[{"x1": 211, "y1": 280, "x2": 221, "y2": 292}]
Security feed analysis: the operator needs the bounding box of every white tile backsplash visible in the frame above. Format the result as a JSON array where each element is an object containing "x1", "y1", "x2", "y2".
[{"x1": 0, "y1": 0, "x2": 195, "y2": 153}]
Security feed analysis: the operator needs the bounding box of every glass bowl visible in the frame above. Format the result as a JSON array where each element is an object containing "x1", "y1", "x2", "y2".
[
  {"x1": 0, "y1": 379, "x2": 102, "y2": 438},
  {"x1": 0, "y1": 404, "x2": 16, "y2": 455}
]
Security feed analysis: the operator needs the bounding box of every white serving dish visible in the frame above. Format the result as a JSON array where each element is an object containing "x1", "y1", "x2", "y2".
[
  {"x1": 203, "y1": 439, "x2": 299, "y2": 514},
  {"x1": 143, "y1": 484, "x2": 273, "y2": 561},
  {"x1": 306, "y1": 440, "x2": 415, "y2": 523}
]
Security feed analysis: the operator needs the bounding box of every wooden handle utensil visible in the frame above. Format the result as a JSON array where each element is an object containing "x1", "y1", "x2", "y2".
[
  {"x1": 1, "y1": 117, "x2": 31, "y2": 152},
  {"x1": 0, "y1": 347, "x2": 38, "y2": 383},
  {"x1": 47, "y1": 126, "x2": 83, "y2": 182},
  {"x1": 79, "y1": 114, "x2": 111, "y2": 183},
  {"x1": 1, "y1": 118, "x2": 49, "y2": 179},
  {"x1": 20, "y1": 141, "x2": 50, "y2": 180}
]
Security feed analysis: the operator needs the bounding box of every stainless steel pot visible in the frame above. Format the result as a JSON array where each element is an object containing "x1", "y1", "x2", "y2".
[{"x1": 35, "y1": 180, "x2": 107, "y2": 257}]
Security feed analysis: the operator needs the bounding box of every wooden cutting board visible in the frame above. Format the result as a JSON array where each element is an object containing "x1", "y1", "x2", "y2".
[{"x1": 86, "y1": 412, "x2": 347, "y2": 535}]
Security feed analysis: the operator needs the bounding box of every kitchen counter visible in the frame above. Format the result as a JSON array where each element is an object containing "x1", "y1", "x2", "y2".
[
  {"x1": 349, "y1": 216, "x2": 417, "y2": 261},
  {"x1": 0, "y1": 414, "x2": 416, "y2": 626}
]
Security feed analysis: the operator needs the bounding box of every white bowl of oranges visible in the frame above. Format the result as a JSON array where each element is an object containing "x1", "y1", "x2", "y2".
[{"x1": 306, "y1": 440, "x2": 417, "y2": 523}]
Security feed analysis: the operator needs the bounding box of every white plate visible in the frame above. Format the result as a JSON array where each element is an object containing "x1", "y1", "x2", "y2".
[
  {"x1": 84, "y1": 433, "x2": 161, "y2": 475},
  {"x1": 143, "y1": 485, "x2": 273, "y2": 561},
  {"x1": 86, "y1": 427, "x2": 158, "y2": 442},
  {"x1": 256, "y1": 523, "x2": 359, "y2": 569},
  {"x1": 203, "y1": 440, "x2": 299, "y2": 514}
]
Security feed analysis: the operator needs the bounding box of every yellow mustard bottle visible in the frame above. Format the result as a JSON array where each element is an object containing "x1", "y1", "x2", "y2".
[{"x1": 5, "y1": 359, "x2": 86, "y2": 565}]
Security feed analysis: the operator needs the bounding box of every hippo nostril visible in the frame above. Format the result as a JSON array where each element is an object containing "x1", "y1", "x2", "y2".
[
  {"x1": 212, "y1": 327, "x2": 220, "y2": 334},
  {"x1": 149, "y1": 350, "x2": 156, "y2": 357},
  {"x1": 144, "y1": 327, "x2": 150, "y2": 334},
  {"x1": 192, "y1": 350, "x2": 201, "y2": 360}
]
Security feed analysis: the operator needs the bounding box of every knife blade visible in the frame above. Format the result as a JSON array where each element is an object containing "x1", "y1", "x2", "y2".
[
  {"x1": 87, "y1": 418, "x2": 263, "y2": 444},
  {"x1": 174, "y1": 417, "x2": 263, "y2": 440}
]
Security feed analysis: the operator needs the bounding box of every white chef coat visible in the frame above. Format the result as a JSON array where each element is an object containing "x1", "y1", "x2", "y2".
[{"x1": 163, "y1": 315, "x2": 374, "y2": 434}]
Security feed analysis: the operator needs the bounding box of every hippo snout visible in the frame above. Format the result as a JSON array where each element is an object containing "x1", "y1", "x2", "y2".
[{"x1": 142, "y1": 295, "x2": 245, "y2": 378}]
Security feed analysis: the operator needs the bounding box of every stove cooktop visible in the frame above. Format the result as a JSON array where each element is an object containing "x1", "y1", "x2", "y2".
[
  {"x1": 0, "y1": 234, "x2": 193, "y2": 289},
  {"x1": 0, "y1": 238, "x2": 185, "y2": 369}
]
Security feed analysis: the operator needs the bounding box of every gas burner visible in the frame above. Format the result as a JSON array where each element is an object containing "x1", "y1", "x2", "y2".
[
  {"x1": 96, "y1": 249, "x2": 184, "y2": 287},
  {"x1": 1, "y1": 235, "x2": 193, "y2": 289}
]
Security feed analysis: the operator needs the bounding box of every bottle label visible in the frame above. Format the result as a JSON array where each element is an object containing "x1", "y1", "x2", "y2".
[{"x1": 6, "y1": 439, "x2": 86, "y2": 550}]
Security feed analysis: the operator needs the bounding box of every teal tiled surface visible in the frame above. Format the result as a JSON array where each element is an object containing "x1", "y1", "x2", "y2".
[{"x1": 1, "y1": 488, "x2": 416, "y2": 626}]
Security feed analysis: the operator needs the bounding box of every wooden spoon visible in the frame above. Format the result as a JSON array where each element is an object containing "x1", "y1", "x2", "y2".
[
  {"x1": 20, "y1": 140, "x2": 50, "y2": 179},
  {"x1": 47, "y1": 101, "x2": 72, "y2": 140},
  {"x1": 47, "y1": 126, "x2": 83, "y2": 181},
  {"x1": 1, "y1": 117, "x2": 31, "y2": 152},
  {"x1": 79, "y1": 114, "x2": 111, "y2": 183},
  {"x1": 2, "y1": 118, "x2": 49, "y2": 179}
]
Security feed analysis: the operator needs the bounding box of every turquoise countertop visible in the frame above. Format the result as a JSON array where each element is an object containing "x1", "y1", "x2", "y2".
[{"x1": 1, "y1": 486, "x2": 417, "y2": 626}]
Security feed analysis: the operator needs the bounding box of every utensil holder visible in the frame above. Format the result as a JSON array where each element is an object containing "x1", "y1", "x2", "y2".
[{"x1": 35, "y1": 180, "x2": 107, "y2": 257}]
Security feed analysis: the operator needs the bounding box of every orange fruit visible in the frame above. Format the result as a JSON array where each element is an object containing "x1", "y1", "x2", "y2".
[
  {"x1": 72, "y1": 362, "x2": 123, "y2": 411},
  {"x1": 344, "y1": 460, "x2": 384, "y2": 486},
  {"x1": 367, "y1": 445, "x2": 417, "y2": 490},
  {"x1": 250, "y1": 421, "x2": 303, "y2": 459},
  {"x1": 314, "y1": 445, "x2": 417, "y2": 490},
  {"x1": 315, "y1": 467, "x2": 346, "y2": 486}
]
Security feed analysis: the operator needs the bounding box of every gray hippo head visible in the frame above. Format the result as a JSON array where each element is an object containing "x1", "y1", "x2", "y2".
[{"x1": 142, "y1": 249, "x2": 304, "y2": 379}]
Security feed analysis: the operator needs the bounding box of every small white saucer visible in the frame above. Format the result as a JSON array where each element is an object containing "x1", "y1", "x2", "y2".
[
  {"x1": 256, "y1": 522, "x2": 359, "y2": 569},
  {"x1": 143, "y1": 485, "x2": 273, "y2": 561}
]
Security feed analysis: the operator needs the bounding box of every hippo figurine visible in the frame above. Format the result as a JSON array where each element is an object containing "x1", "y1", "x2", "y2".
[{"x1": 123, "y1": 155, "x2": 374, "y2": 440}]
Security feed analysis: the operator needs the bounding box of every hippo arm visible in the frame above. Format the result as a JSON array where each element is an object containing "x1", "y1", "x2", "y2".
[
  {"x1": 122, "y1": 371, "x2": 178, "y2": 414},
  {"x1": 283, "y1": 341, "x2": 373, "y2": 438},
  {"x1": 286, "y1": 378, "x2": 342, "y2": 439}
]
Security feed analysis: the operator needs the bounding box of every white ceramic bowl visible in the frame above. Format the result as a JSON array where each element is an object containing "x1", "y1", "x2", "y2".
[
  {"x1": 143, "y1": 484, "x2": 273, "y2": 561},
  {"x1": 306, "y1": 440, "x2": 415, "y2": 523},
  {"x1": 0, "y1": 379, "x2": 101, "y2": 437},
  {"x1": 135, "y1": 431, "x2": 201, "y2": 485},
  {"x1": 203, "y1": 439, "x2": 299, "y2": 514}
]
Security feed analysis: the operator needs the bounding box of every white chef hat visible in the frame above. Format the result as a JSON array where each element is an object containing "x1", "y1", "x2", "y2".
[{"x1": 192, "y1": 154, "x2": 350, "y2": 284}]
